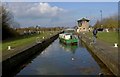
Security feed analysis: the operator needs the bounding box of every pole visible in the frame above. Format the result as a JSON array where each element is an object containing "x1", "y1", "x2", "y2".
[
  {"x1": 100, "y1": 10, "x2": 102, "y2": 28},
  {"x1": 100, "y1": 10, "x2": 102, "y2": 21}
]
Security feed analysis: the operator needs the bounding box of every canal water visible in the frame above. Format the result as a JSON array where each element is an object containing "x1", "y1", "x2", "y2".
[{"x1": 17, "y1": 39, "x2": 112, "y2": 75}]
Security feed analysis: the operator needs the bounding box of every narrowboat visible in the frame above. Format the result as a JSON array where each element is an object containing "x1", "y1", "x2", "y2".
[{"x1": 59, "y1": 29, "x2": 78, "y2": 44}]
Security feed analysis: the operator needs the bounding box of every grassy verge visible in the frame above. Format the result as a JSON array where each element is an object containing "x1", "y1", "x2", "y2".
[
  {"x1": 97, "y1": 32, "x2": 118, "y2": 44},
  {"x1": 2, "y1": 31, "x2": 58, "y2": 52},
  {"x1": 86, "y1": 31, "x2": 118, "y2": 44}
]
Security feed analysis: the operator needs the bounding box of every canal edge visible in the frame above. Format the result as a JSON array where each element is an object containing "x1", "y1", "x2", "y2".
[
  {"x1": 2, "y1": 31, "x2": 63, "y2": 77},
  {"x1": 80, "y1": 33, "x2": 119, "y2": 77}
]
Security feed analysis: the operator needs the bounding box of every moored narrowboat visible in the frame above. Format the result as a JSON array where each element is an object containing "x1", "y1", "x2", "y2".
[{"x1": 59, "y1": 29, "x2": 78, "y2": 44}]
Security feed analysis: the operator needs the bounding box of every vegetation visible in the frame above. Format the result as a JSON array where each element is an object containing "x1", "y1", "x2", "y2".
[
  {"x1": 1, "y1": 4, "x2": 20, "y2": 40},
  {"x1": 2, "y1": 31, "x2": 58, "y2": 52},
  {"x1": 97, "y1": 32, "x2": 118, "y2": 44},
  {"x1": 16, "y1": 26, "x2": 63, "y2": 35},
  {"x1": 86, "y1": 31, "x2": 118, "y2": 45},
  {"x1": 91, "y1": 14, "x2": 118, "y2": 45},
  {"x1": 1, "y1": 4, "x2": 63, "y2": 40},
  {"x1": 1, "y1": 4, "x2": 63, "y2": 52},
  {"x1": 94, "y1": 15, "x2": 118, "y2": 30}
]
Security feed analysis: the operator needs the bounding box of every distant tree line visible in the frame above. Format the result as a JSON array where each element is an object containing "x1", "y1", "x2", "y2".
[
  {"x1": 94, "y1": 15, "x2": 118, "y2": 31},
  {"x1": 16, "y1": 26, "x2": 64, "y2": 35}
]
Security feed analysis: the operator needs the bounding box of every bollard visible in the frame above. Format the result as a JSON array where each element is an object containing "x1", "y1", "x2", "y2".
[
  {"x1": 42, "y1": 37, "x2": 44, "y2": 39},
  {"x1": 8, "y1": 46, "x2": 11, "y2": 50},
  {"x1": 114, "y1": 43, "x2": 118, "y2": 47}
]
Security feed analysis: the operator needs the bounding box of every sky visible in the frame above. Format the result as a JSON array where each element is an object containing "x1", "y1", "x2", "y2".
[
  {"x1": 2, "y1": 0, "x2": 120, "y2": 2},
  {"x1": 4, "y1": 2, "x2": 118, "y2": 28}
]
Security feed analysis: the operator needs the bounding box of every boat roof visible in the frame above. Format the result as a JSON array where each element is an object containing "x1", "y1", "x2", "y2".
[
  {"x1": 63, "y1": 33, "x2": 74, "y2": 35},
  {"x1": 65, "y1": 28, "x2": 75, "y2": 31}
]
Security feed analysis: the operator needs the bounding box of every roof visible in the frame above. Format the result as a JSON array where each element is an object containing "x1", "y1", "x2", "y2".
[
  {"x1": 65, "y1": 28, "x2": 75, "y2": 31},
  {"x1": 77, "y1": 18, "x2": 90, "y2": 22}
]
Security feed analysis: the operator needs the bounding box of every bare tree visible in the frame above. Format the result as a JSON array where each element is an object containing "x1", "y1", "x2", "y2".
[
  {"x1": 1, "y1": 4, "x2": 19, "y2": 40},
  {"x1": 94, "y1": 15, "x2": 118, "y2": 31}
]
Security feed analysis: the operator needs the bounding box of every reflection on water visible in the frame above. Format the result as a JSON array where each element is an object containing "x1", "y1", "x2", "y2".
[
  {"x1": 17, "y1": 39, "x2": 113, "y2": 75},
  {"x1": 59, "y1": 42, "x2": 78, "y2": 54},
  {"x1": 59, "y1": 42, "x2": 78, "y2": 61}
]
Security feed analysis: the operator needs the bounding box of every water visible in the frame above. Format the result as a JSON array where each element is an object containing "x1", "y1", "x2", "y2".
[{"x1": 17, "y1": 39, "x2": 112, "y2": 75}]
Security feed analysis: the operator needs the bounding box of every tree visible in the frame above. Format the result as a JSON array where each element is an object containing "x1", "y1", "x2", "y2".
[
  {"x1": 94, "y1": 15, "x2": 118, "y2": 30},
  {"x1": 1, "y1": 4, "x2": 19, "y2": 40},
  {"x1": 94, "y1": 20, "x2": 101, "y2": 28}
]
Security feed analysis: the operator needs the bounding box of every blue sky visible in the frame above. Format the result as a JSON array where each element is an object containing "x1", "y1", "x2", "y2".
[
  {"x1": 6, "y1": 2, "x2": 118, "y2": 27},
  {"x1": 2, "y1": 0, "x2": 120, "y2": 2}
]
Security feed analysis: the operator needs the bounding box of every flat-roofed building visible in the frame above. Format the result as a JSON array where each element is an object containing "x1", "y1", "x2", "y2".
[{"x1": 77, "y1": 18, "x2": 90, "y2": 32}]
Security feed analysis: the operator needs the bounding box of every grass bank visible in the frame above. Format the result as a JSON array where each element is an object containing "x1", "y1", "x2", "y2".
[
  {"x1": 86, "y1": 31, "x2": 118, "y2": 45},
  {"x1": 2, "y1": 31, "x2": 58, "y2": 52}
]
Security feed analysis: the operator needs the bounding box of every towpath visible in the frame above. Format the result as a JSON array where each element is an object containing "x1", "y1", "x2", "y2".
[{"x1": 79, "y1": 32, "x2": 119, "y2": 76}]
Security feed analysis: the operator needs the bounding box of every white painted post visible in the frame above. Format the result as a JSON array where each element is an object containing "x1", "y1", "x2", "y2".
[
  {"x1": 106, "y1": 29, "x2": 109, "y2": 32},
  {"x1": 114, "y1": 43, "x2": 118, "y2": 47},
  {"x1": 8, "y1": 46, "x2": 11, "y2": 50},
  {"x1": 42, "y1": 37, "x2": 44, "y2": 39}
]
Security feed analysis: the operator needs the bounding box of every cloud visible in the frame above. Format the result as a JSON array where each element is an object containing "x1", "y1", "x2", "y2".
[
  {"x1": 8, "y1": 2, "x2": 65, "y2": 18},
  {"x1": 27, "y1": 3, "x2": 64, "y2": 16},
  {"x1": 6, "y1": 2, "x2": 67, "y2": 27}
]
